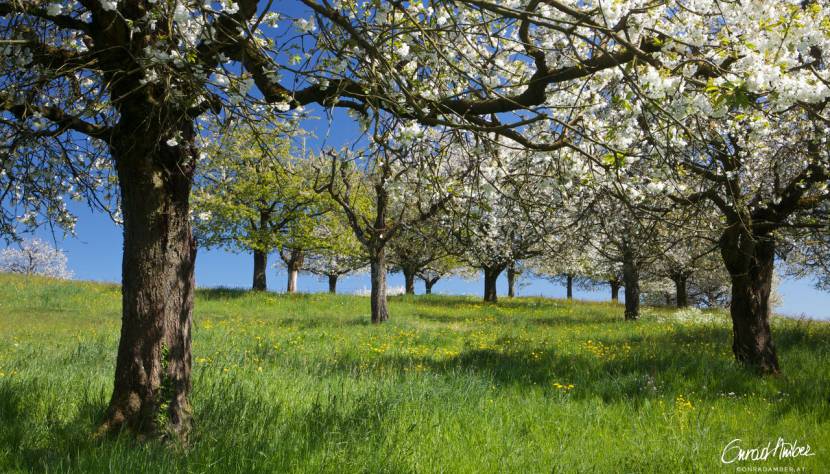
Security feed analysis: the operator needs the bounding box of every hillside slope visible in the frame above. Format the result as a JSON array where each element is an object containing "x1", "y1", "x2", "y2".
[{"x1": 1, "y1": 273, "x2": 828, "y2": 473}]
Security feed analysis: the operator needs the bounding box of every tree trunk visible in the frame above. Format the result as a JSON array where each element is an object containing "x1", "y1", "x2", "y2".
[
  {"x1": 287, "y1": 269, "x2": 299, "y2": 293},
  {"x1": 610, "y1": 279, "x2": 620, "y2": 302},
  {"x1": 483, "y1": 266, "x2": 503, "y2": 303},
  {"x1": 507, "y1": 265, "x2": 517, "y2": 298},
  {"x1": 328, "y1": 274, "x2": 338, "y2": 294},
  {"x1": 403, "y1": 269, "x2": 416, "y2": 295},
  {"x1": 622, "y1": 248, "x2": 640, "y2": 321},
  {"x1": 370, "y1": 246, "x2": 389, "y2": 323},
  {"x1": 285, "y1": 248, "x2": 304, "y2": 294},
  {"x1": 252, "y1": 250, "x2": 267, "y2": 291},
  {"x1": 424, "y1": 277, "x2": 439, "y2": 295},
  {"x1": 720, "y1": 229, "x2": 780, "y2": 374},
  {"x1": 674, "y1": 274, "x2": 688, "y2": 308},
  {"x1": 102, "y1": 124, "x2": 195, "y2": 440},
  {"x1": 566, "y1": 273, "x2": 574, "y2": 300}
]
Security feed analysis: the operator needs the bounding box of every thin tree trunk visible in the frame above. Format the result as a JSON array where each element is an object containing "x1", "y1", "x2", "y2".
[
  {"x1": 483, "y1": 266, "x2": 503, "y2": 303},
  {"x1": 328, "y1": 274, "x2": 338, "y2": 294},
  {"x1": 507, "y1": 265, "x2": 517, "y2": 298},
  {"x1": 403, "y1": 269, "x2": 416, "y2": 295},
  {"x1": 566, "y1": 273, "x2": 574, "y2": 300},
  {"x1": 610, "y1": 279, "x2": 620, "y2": 302},
  {"x1": 102, "y1": 125, "x2": 195, "y2": 440},
  {"x1": 370, "y1": 245, "x2": 389, "y2": 323},
  {"x1": 424, "y1": 277, "x2": 439, "y2": 295},
  {"x1": 720, "y1": 229, "x2": 780, "y2": 374},
  {"x1": 287, "y1": 269, "x2": 299, "y2": 293},
  {"x1": 285, "y1": 248, "x2": 304, "y2": 294},
  {"x1": 622, "y1": 248, "x2": 640, "y2": 320},
  {"x1": 252, "y1": 250, "x2": 267, "y2": 291}
]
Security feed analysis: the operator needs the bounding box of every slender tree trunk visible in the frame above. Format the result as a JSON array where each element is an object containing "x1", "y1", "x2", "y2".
[
  {"x1": 287, "y1": 269, "x2": 298, "y2": 293},
  {"x1": 328, "y1": 274, "x2": 338, "y2": 294},
  {"x1": 102, "y1": 123, "x2": 195, "y2": 440},
  {"x1": 674, "y1": 273, "x2": 689, "y2": 308},
  {"x1": 720, "y1": 228, "x2": 780, "y2": 374},
  {"x1": 610, "y1": 279, "x2": 621, "y2": 302},
  {"x1": 483, "y1": 266, "x2": 503, "y2": 303},
  {"x1": 424, "y1": 277, "x2": 439, "y2": 295},
  {"x1": 566, "y1": 273, "x2": 574, "y2": 300},
  {"x1": 370, "y1": 245, "x2": 389, "y2": 323},
  {"x1": 252, "y1": 250, "x2": 267, "y2": 291},
  {"x1": 285, "y1": 248, "x2": 304, "y2": 294},
  {"x1": 403, "y1": 269, "x2": 416, "y2": 295},
  {"x1": 622, "y1": 248, "x2": 640, "y2": 320},
  {"x1": 507, "y1": 265, "x2": 517, "y2": 298}
]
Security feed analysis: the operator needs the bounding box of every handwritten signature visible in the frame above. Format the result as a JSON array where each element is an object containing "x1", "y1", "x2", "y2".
[{"x1": 721, "y1": 438, "x2": 816, "y2": 464}]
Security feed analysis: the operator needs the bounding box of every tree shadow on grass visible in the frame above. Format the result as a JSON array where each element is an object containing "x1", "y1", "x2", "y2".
[
  {"x1": 304, "y1": 322, "x2": 828, "y2": 420},
  {"x1": 0, "y1": 374, "x2": 406, "y2": 473}
]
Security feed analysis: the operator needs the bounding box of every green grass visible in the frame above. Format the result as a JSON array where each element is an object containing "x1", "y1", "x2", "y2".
[{"x1": 0, "y1": 273, "x2": 828, "y2": 473}]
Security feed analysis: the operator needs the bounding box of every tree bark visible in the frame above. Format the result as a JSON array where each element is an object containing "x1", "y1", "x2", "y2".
[
  {"x1": 566, "y1": 273, "x2": 574, "y2": 300},
  {"x1": 421, "y1": 275, "x2": 439, "y2": 295},
  {"x1": 252, "y1": 250, "x2": 267, "y2": 291},
  {"x1": 507, "y1": 265, "x2": 517, "y2": 298},
  {"x1": 102, "y1": 122, "x2": 195, "y2": 441},
  {"x1": 610, "y1": 279, "x2": 621, "y2": 302},
  {"x1": 622, "y1": 247, "x2": 640, "y2": 321},
  {"x1": 483, "y1": 266, "x2": 503, "y2": 303},
  {"x1": 328, "y1": 274, "x2": 338, "y2": 294},
  {"x1": 720, "y1": 228, "x2": 780, "y2": 374},
  {"x1": 285, "y1": 248, "x2": 304, "y2": 294},
  {"x1": 370, "y1": 245, "x2": 389, "y2": 323},
  {"x1": 403, "y1": 269, "x2": 416, "y2": 295},
  {"x1": 673, "y1": 273, "x2": 689, "y2": 308}
]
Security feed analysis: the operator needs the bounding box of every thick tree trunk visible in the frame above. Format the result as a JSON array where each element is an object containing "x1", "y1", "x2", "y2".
[
  {"x1": 673, "y1": 274, "x2": 688, "y2": 308},
  {"x1": 610, "y1": 279, "x2": 621, "y2": 302},
  {"x1": 403, "y1": 269, "x2": 416, "y2": 295},
  {"x1": 566, "y1": 273, "x2": 574, "y2": 300},
  {"x1": 102, "y1": 125, "x2": 195, "y2": 440},
  {"x1": 328, "y1": 274, "x2": 338, "y2": 294},
  {"x1": 507, "y1": 265, "x2": 517, "y2": 298},
  {"x1": 483, "y1": 266, "x2": 503, "y2": 303},
  {"x1": 622, "y1": 249, "x2": 640, "y2": 321},
  {"x1": 370, "y1": 246, "x2": 389, "y2": 323},
  {"x1": 720, "y1": 229, "x2": 780, "y2": 374},
  {"x1": 252, "y1": 250, "x2": 267, "y2": 291}
]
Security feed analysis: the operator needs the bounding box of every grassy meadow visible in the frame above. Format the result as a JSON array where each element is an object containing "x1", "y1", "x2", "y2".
[{"x1": 0, "y1": 272, "x2": 828, "y2": 473}]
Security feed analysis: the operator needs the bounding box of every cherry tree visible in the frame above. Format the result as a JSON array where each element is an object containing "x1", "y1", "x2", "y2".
[
  {"x1": 389, "y1": 214, "x2": 454, "y2": 295},
  {"x1": 315, "y1": 125, "x2": 471, "y2": 322},
  {"x1": 192, "y1": 119, "x2": 319, "y2": 292},
  {"x1": 448, "y1": 143, "x2": 550, "y2": 303},
  {"x1": 574, "y1": 0, "x2": 830, "y2": 373},
  {"x1": 0, "y1": 0, "x2": 730, "y2": 438},
  {"x1": 0, "y1": 237, "x2": 72, "y2": 278}
]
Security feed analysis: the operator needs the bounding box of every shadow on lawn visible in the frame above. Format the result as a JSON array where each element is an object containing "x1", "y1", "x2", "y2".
[
  {"x1": 0, "y1": 374, "x2": 404, "y2": 473},
  {"x1": 305, "y1": 320, "x2": 829, "y2": 419}
]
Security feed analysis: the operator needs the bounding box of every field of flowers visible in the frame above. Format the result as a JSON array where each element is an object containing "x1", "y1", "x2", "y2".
[{"x1": 0, "y1": 273, "x2": 828, "y2": 473}]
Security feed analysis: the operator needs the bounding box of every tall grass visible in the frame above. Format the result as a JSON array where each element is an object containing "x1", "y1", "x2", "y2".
[{"x1": 0, "y1": 273, "x2": 828, "y2": 472}]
